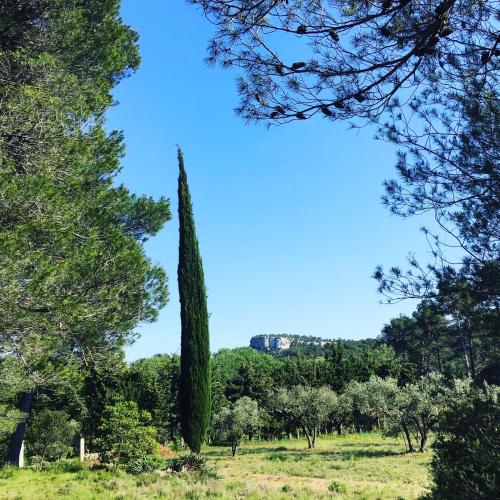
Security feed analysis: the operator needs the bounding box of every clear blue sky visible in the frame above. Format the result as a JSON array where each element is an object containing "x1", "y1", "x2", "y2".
[{"x1": 108, "y1": 0, "x2": 432, "y2": 361}]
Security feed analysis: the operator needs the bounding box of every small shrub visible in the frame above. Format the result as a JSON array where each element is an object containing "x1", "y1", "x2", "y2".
[
  {"x1": 127, "y1": 455, "x2": 166, "y2": 475},
  {"x1": 50, "y1": 458, "x2": 85, "y2": 473},
  {"x1": 168, "y1": 453, "x2": 207, "y2": 473},
  {"x1": 56, "y1": 484, "x2": 73, "y2": 496},
  {"x1": 103, "y1": 480, "x2": 120, "y2": 491},
  {"x1": 328, "y1": 480, "x2": 347, "y2": 494},
  {"x1": 95, "y1": 401, "x2": 159, "y2": 470},
  {"x1": 75, "y1": 470, "x2": 91, "y2": 481},
  {"x1": 281, "y1": 484, "x2": 293, "y2": 492},
  {"x1": 0, "y1": 466, "x2": 16, "y2": 479},
  {"x1": 198, "y1": 465, "x2": 220, "y2": 481},
  {"x1": 168, "y1": 453, "x2": 219, "y2": 480},
  {"x1": 28, "y1": 456, "x2": 44, "y2": 471},
  {"x1": 135, "y1": 472, "x2": 158, "y2": 487}
]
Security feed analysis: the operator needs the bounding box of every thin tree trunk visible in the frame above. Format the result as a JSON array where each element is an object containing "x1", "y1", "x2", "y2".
[
  {"x1": 402, "y1": 423, "x2": 415, "y2": 452},
  {"x1": 419, "y1": 429, "x2": 428, "y2": 452},
  {"x1": 303, "y1": 426, "x2": 313, "y2": 449},
  {"x1": 456, "y1": 313, "x2": 472, "y2": 378},
  {"x1": 436, "y1": 345, "x2": 442, "y2": 373},
  {"x1": 8, "y1": 391, "x2": 34, "y2": 466},
  {"x1": 466, "y1": 321, "x2": 476, "y2": 379}
]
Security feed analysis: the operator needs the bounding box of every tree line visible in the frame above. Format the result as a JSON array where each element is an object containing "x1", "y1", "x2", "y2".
[{"x1": 7, "y1": 293, "x2": 496, "y2": 457}]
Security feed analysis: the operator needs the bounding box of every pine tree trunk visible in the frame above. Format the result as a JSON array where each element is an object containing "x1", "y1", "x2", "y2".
[
  {"x1": 456, "y1": 313, "x2": 472, "y2": 378},
  {"x1": 8, "y1": 391, "x2": 34, "y2": 466},
  {"x1": 466, "y1": 321, "x2": 476, "y2": 379}
]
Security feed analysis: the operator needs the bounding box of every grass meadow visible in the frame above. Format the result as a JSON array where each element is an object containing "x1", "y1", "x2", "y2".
[{"x1": 0, "y1": 433, "x2": 431, "y2": 499}]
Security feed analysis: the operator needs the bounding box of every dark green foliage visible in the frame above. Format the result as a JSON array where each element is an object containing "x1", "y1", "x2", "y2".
[
  {"x1": 169, "y1": 453, "x2": 205, "y2": 472},
  {"x1": 168, "y1": 453, "x2": 218, "y2": 479},
  {"x1": 212, "y1": 348, "x2": 280, "y2": 408},
  {"x1": 380, "y1": 294, "x2": 499, "y2": 385},
  {"x1": 127, "y1": 455, "x2": 166, "y2": 475},
  {"x1": 25, "y1": 410, "x2": 80, "y2": 464},
  {"x1": 262, "y1": 335, "x2": 377, "y2": 359},
  {"x1": 430, "y1": 383, "x2": 500, "y2": 499},
  {"x1": 95, "y1": 401, "x2": 158, "y2": 470},
  {"x1": 177, "y1": 149, "x2": 211, "y2": 453},
  {"x1": 80, "y1": 359, "x2": 127, "y2": 446},
  {"x1": 0, "y1": 0, "x2": 170, "y2": 463},
  {"x1": 122, "y1": 354, "x2": 180, "y2": 443}
]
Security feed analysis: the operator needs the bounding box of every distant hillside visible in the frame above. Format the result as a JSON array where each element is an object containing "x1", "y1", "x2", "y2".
[{"x1": 249, "y1": 334, "x2": 377, "y2": 358}]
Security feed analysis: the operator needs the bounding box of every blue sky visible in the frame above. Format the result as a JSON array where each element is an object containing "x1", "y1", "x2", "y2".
[{"x1": 108, "y1": 0, "x2": 433, "y2": 361}]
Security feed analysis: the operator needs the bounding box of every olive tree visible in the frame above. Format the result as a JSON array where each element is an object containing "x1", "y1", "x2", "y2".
[
  {"x1": 211, "y1": 397, "x2": 260, "y2": 457},
  {"x1": 270, "y1": 386, "x2": 337, "y2": 449}
]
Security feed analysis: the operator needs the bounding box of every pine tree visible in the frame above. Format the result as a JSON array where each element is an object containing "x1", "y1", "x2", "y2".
[{"x1": 177, "y1": 148, "x2": 211, "y2": 453}]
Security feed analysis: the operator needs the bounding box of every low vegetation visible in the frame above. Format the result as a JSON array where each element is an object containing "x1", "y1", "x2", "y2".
[{"x1": 0, "y1": 433, "x2": 431, "y2": 499}]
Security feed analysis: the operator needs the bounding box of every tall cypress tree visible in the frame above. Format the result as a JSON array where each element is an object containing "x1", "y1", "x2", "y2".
[{"x1": 177, "y1": 148, "x2": 211, "y2": 453}]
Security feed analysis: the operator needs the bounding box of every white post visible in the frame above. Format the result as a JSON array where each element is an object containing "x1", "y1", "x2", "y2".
[
  {"x1": 19, "y1": 441, "x2": 25, "y2": 468},
  {"x1": 79, "y1": 436, "x2": 85, "y2": 462}
]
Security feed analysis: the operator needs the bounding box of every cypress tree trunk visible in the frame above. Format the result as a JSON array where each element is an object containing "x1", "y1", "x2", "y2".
[{"x1": 177, "y1": 148, "x2": 211, "y2": 453}]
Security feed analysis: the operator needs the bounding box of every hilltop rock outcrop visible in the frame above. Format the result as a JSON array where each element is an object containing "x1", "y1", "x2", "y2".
[{"x1": 250, "y1": 335, "x2": 292, "y2": 351}]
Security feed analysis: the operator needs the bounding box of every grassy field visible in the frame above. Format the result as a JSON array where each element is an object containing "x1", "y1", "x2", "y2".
[{"x1": 0, "y1": 433, "x2": 431, "y2": 499}]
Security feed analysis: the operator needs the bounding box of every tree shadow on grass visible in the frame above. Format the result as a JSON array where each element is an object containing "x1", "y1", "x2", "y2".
[
  {"x1": 206, "y1": 446, "x2": 404, "y2": 462},
  {"x1": 338, "y1": 441, "x2": 399, "y2": 448},
  {"x1": 316, "y1": 448, "x2": 404, "y2": 460},
  {"x1": 205, "y1": 446, "x2": 292, "y2": 458}
]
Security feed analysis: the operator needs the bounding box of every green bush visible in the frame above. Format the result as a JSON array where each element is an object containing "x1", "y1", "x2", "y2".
[
  {"x1": 168, "y1": 453, "x2": 207, "y2": 473},
  {"x1": 95, "y1": 401, "x2": 159, "y2": 470},
  {"x1": 168, "y1": 453, "x2": 219, "y2": 479},
  {"x1": 328, "y1": 480, "x2": 347, "y2": 494},
  {"x1": 127, "y1": 455, "x2": 166, "y2": 475},
  {"x1": 25, "y1": 409, "x2": 80, "y2": 465},
  {"x1": 430, "y1": 381, "x2": 499, "y2": 499},
  {"x1": 49, "y1": 459, "x2": 86, "y2": 473}
]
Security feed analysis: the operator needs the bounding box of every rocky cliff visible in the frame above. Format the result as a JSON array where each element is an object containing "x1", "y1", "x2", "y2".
[{"x1": 249, "y1": 335, "x2": 292, "y2": 351}]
